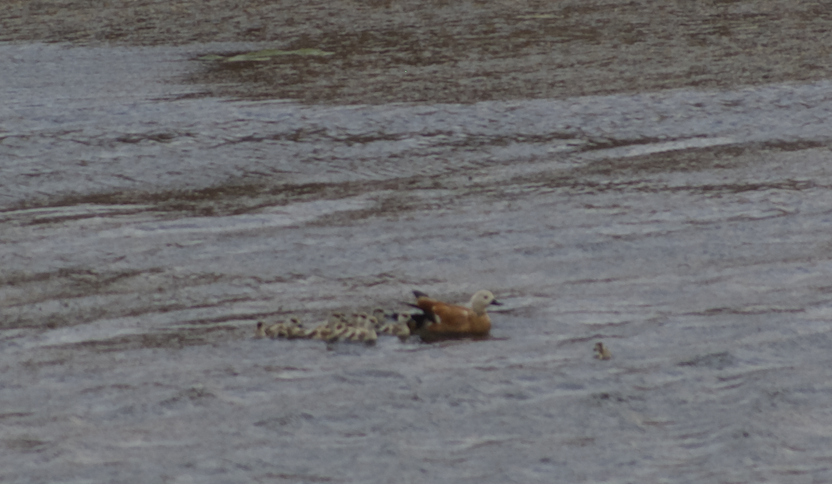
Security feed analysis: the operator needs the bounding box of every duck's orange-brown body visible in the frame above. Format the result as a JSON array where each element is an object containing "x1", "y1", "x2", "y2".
[{"x1": 412, "y1": 290, "x2": 501, "y2": 341}]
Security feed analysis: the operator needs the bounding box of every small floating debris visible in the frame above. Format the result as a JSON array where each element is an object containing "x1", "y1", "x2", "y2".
[
  {"x1": 199, "y1": 48, "x2": 335, "y2": 63},
  {"x1": 594, "y1": 342, "x2": 612, "y2": 360}
]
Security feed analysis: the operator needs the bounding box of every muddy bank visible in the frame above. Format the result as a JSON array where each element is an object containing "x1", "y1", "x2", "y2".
[{"x1": 3, "y1": 1, "x2": 830, "y2": 103}]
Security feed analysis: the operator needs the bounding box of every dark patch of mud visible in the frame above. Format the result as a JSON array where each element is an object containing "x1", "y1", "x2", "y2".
[
  {"x1": 499, "y1": 142, "x2": 825, "y2": 200},
  {"x1": 584, "y1": 140, "x2": 828, "y2": 177},
  {"x1": 49, "y1": 326, "x2": 239, "y2": 355},
  {"x1": 678, "y1": 351, "x2": 738, "y2": 370},
  {"x1": 2, "y1": 1, "x2": 830, "y2": 104},
  {"x1": 4, "y1": 173, "x2": 447, "y2": 223},
  {"x1": 1, "y1": 268, "x2": 269, "y2": 331}
]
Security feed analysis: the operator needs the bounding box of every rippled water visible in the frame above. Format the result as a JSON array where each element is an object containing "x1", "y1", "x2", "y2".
[{"x1": 3, "y1": 43, "x2": 832, "y2": 483}]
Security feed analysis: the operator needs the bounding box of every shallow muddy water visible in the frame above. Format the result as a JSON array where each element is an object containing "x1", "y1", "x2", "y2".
[{"x1": 4, "y1": 3, "x2": 832, "y2": 482}]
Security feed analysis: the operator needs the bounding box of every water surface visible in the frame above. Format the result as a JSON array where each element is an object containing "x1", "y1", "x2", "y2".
[{"x1": 3, "y1": 39, "x2": 832, "y2": 483}]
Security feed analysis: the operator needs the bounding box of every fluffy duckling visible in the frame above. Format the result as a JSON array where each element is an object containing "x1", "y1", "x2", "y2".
[
  {"x1": 323, "y1": 319, "x2": 378, "y2": 345},
  {"x1": 364, "y1": 328, "x2": 379, "y2": 344},
  {"x1": 327, "y1": 312, "x2": 346, "y2": 327},
  {"x1": 307, "y1": 312, "x2": 346, "y2": 340},
  {"x1": 265, "y1": 322, "x2": 285, "y2": 339},
  {"x1": 324, "y1": 321, "x2": 351, "y2": 343},
  {"x1": 254, "y1": 321, "x2": 267, "y2": 339},
  {"x1": 372, "y1": 308, "x2": 388, "y2": 325},
  {"x1": 285, "y1": 317, "x2": 308, "y2": 339},
  {"x1": 395, "y1": 311, "x2": 415, "y2": 325},
  {"x1": 379, "y1": 322, "x2": 411, "y2": 342},
  {"x1": 378, "y1": 312, "x2": 412, "y2": 342},
  {"x1": 410, "y1": 290, "x2": 502, "y2": 341},
  {"x1": 347, "y1": 326, "x2": 378, "y2": 345},
  {"x1": 266, "y1": 317, "x2": 303, "y2": 339},
  {"x1": 350, "y1": 312, "x2": 372, "y2": 329},
  {"x1": 594, "y1": 342, "x2": 612, "y2": 360},
  {"x1": 308, "y1": 325, "x2": 331, "y2": 340},
  {"x1": 308, "y1": 318, "x2": 332, "y2": 340},
  {"x1": 349, "y1": 328, "x2": 378, "y2": 345}
]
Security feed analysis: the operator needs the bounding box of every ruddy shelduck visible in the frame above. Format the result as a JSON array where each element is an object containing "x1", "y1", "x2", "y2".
[{"x1": 411, "y1": 290, "x2": 502, "y2": 341}]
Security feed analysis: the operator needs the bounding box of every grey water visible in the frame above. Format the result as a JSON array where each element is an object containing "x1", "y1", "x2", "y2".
[{"x1": 3, "y1": 43, "x2": 832, "y2": 483}]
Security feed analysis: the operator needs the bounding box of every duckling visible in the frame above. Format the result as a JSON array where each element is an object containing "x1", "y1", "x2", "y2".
[
  {"x1": 377, "y1": 312, "x2": 411, "y2": 342},
  {"x1": 324, "y1": 321, "x2": 350, "y2": 343},
  {"x1": 347, "y1": 326, "x2": 378, "y2": 345},
  {"x1": 323, "y1": 318, "x2": 378, "y2": 345},
  {"x1": 359, "y1": 327, "x2": 378, "y2": 344},
  {"x1": 254, "y1": 321, "x2": 267, "y2": 339},
  {"x1": 594, "y1": 342, "x2": 612, "y2": 360},
  {"x1": 327, "y1": 312, "x2": 346, "y2": 327},
  {"x1": 379, "y1": 321, "x2": 411, "y2": 342},
  {"x1": 286, "y1": 317, "x2": 308, "y2": 339},
  {"x1": 372, "y1": 307, "x2": 388, "y2": 325},
  {"x1": 350, "y1": 312, "x2": 371, "y2": 329},
  {"x1": 308, "y1": 319, "x2": 332, "y2": 340},
  {"x1": 395, "y1": 311, "x2": 415, "y2": 325},
  {"x1": 265, "y1": 322, "x2": 284, "y2": 339},
  {"x1": 269, "y1": 319, "x2": 303, "y2": 339},
  {"x1": 308, "y1": 325, "x2": 330, "y2": 340},
  {"x1": 397, "y1": 309, "x2": 431, "y2": 334}
]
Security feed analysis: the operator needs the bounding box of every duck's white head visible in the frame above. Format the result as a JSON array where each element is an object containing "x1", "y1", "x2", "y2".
[{"x1": 469, "y1": 290, "x2": 502, "y2": 314}]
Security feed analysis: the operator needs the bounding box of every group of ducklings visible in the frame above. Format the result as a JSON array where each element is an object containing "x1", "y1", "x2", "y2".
[
  {"x1": 254, "y1": 308, "x2": 414, "y2": 345},
  {"x1": 254, "y1": 307, "x2": 615, "y2": 358}
]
